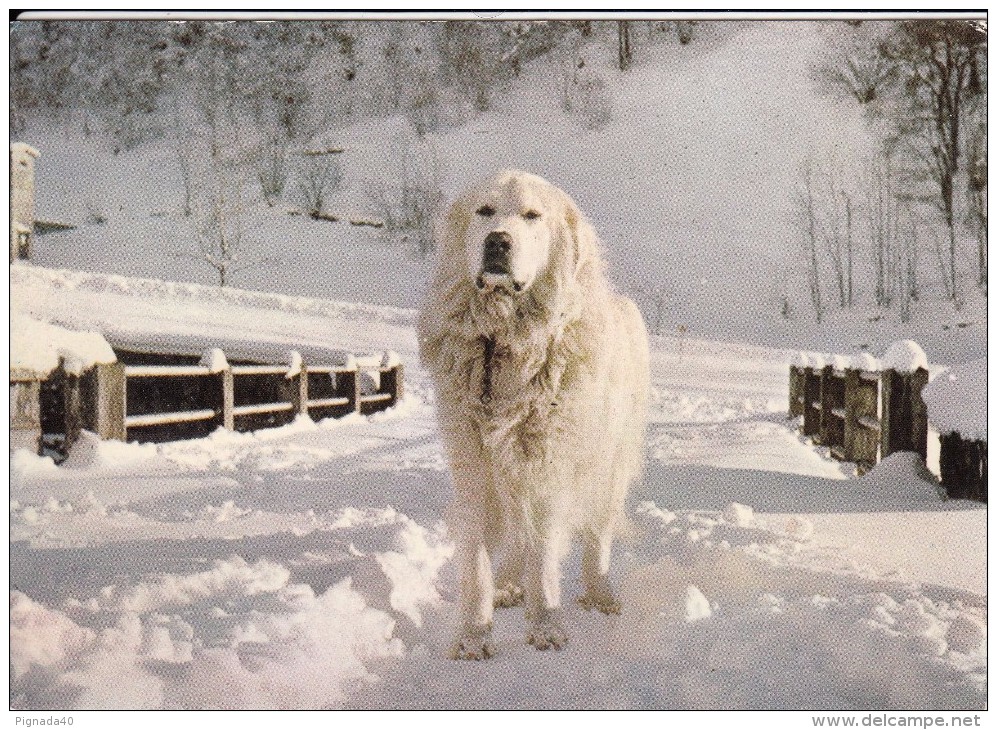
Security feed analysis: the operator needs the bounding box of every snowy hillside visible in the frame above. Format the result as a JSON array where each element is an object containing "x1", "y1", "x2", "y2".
[
  {"x1": 19, "y1": 20, "x2": 986, "y2": 364},
  {"x1": 9, "y1": 268, "x2": 986, "y2": 710}
]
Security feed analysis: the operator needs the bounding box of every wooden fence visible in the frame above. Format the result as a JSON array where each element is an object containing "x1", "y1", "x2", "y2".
[
  {"x1": 11, "y1": 351, "x2": 404, "y2": 457},
  {"x1": 938, "y1": 433, "x2": 987, "y2": 502},
  {"x1": 789, "y1": 362, "x2": 928, "y2": 473}
]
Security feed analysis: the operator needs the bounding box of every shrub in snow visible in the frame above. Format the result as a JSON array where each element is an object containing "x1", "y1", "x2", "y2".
[{"x1": 881, "y1": 340, "x2": 928, "y2": 373}]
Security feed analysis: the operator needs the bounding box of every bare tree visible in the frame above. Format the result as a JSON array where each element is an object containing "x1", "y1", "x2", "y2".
[
  {"x1": 296, "y1": 154, "x2": 343, "y2": 218},
  {"x1": 617, "y1": 21, "x2": 633, "y2": 71},
  {"x1": 812, "y1": 21, "x2": 898, "y2": 106},
  {"x1": 795, "y1": 162, "x2": 825, "y2": 322},
  {"x1": 883, "y1": 20, "x2": 987, "y2": 303},
  {"x1": 966, "y1": 118, "x2": 987, "y2": 290}
]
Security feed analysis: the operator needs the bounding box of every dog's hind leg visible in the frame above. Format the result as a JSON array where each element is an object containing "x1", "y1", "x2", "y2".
[
  {"x1": 578, "y1": 525, "x2": 621, "y2": 615},
  {"x1": 493, "y1": 535, "x2": 524, "y2": 608}
]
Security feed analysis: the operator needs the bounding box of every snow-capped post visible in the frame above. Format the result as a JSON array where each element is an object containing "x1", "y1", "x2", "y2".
[
  {"x1": 201, "y1": 348, "x2": 234, "y2": 431},
  {"x1": 880, "y1": 341, "x2": 930, "y2": 461},
  {"x1": 81, "y1": 361, "x2": 127, "y2": 442},
  {"x1": 923, "y1": 358, "x2": 987, "y2": 502},
  {"x1": 381, "y1": 350, "x2": 404, "y2": 407},
  {"x1": 788, "y1": 355, "x2": 806, "y2": 418},
  {"x1": 819, "y1": 361, "x2": 847, "y2": 456},
  {"x1": 341, "y1": 354, "x2": 362, "y2": 415},
  {"x1": 802, "y1": 354, "x2": 824, "y2": 439},
  {"x1": 286, "y1": 350, "x2": 309, "y2": 417}
]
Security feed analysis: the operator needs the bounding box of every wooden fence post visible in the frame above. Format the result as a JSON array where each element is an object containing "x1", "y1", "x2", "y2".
[
  {"x1": 881, "y1": 367, "x2": 929, "y2": 459},
  {"x1": 818, "y1": 365, "x2": 833, "y2": 446},
  {"x1": 345, "y1": 368, "x2": 362, "y2": 414},
  {"x1": 788, "y1": 365, "x2": 804, "y2": 418},
  {"x1": 843, "y1": 368, "x2": 879, "y2": 469},
  {"x1": 10, "y1": 373, "x2": 42, "y2": 453},
  {"x1": 290, "y1": 364, "x2": 309, "y2": 417},
  {"x1": 82, "y1": 362, "x2": 127, "y2": 441},
  {"x1": 383, "y1": 364, "x2": 404, "y2": 407},
  {"x1": 802, "y1": 368, "x2": 821, "y2": 438},
  {"x1": 211, "y1": 368, "x2": 234, "y2": 430},
  {"x1": 61, "y1": 362, "x2": 84, "y2": 453}
]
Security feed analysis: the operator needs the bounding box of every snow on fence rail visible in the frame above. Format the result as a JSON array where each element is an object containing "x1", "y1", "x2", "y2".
[{"x1": 10, "y1": 349, "x2": 404, "y2": 458}]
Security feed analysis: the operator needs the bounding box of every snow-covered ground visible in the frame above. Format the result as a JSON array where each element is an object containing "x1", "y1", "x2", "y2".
[
  {"x1": 10, "y1": 16, "x2": 987, "y2": 715},
  {"x1": 9, "y1": 269, "x2": 986, "y2": 711}
]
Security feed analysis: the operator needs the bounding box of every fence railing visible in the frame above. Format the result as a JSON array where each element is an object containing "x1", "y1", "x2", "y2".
[
  {"x1": 789, "y1": 360, "x2": 928, "y2": 473},
  {"x1": 11, "y1": 350, "x2": 404, "y2": 457}
]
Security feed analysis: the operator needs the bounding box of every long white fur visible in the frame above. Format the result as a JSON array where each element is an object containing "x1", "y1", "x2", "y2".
[{"x1": 417, "y1": 170, "x2": 650, "y2": 659}]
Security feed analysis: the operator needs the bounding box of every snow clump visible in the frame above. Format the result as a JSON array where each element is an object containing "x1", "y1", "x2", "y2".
[{"x1": 881, "y1": 340, "x2": 928, "y2": 373}]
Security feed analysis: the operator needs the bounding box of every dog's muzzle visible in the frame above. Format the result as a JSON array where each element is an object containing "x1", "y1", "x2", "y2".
[{"x1": 476, "y1": 231, "x2": 523, "y2": 293}]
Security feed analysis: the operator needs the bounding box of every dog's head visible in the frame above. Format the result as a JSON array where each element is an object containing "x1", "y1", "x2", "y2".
[{"x1": 439, "y1": 170, "x2": 600, "y2": 307}]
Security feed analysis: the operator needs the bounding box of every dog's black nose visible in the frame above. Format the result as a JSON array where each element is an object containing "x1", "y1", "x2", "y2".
[
  {"x1": 484, "y1": 231, "x2": 512, "y2": 256},
  {"x1": 482, "y1": 231, "x2": 513, "y2": 275}
]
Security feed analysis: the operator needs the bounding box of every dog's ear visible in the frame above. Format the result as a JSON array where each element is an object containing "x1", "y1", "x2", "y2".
[{"x1": 560, "y1": 192, "x2": 600, "y2": 283}]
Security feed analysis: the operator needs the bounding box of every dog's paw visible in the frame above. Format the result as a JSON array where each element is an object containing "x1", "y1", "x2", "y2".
[
  {"x1": 526, "y1": 615, "x2": 568, "y2": 651},
  {"x1": 577, "y1": 591, "x2": 621, "y2": 615},
  {"x1": 448, "y1": 625, "x2": 495, "y2": 661},
  {"x1": 494, "y1": 583, "x2": 524, "y2": 608}
]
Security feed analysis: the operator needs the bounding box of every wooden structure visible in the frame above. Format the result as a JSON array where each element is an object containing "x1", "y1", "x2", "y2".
[
  {"x1": 10, "y1": 351, "x2": 404, "y2": 458},
  {"x1": 10, "y1": 142, "x2": 40, "y2": 262},
  {"x1": 790, "y1": 361, "x2": 929, "y2": 473},
  {"x1": 939, "y1": 433, "x2": 987, "y2": 502}
]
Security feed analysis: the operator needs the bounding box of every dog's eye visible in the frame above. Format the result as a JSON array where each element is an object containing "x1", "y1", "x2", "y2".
[
  {"x1": 523, "y1": 210, "x2": 541, "y2": 221},
  {"x1": 476, "y1": 205, "x2": 496, "y2": 217}
]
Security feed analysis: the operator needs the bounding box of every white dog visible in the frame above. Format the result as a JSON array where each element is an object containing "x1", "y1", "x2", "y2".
[{"x1": 418, "y1": 170, "x2": 650, "y2": 659}]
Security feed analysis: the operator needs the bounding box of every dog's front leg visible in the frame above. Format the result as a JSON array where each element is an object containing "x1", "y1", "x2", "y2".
[
  {"x1": 523, "y1": 503, "x2": 571, "y2": 650},
  {"x1": 449, "y1": 504, "x2": 496, "y2": 660}
]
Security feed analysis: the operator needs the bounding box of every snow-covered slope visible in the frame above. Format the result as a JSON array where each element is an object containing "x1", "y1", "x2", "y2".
[
  {"x1": 21, "y1": 21, "x2": 985, "y2": 364},
  {"x1": 9, "y1": 269, "x2": 986, "y2": 710}
]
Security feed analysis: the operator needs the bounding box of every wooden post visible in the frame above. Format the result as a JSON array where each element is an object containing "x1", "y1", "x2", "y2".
[
  {"x1": 342, "y1": 368, "x2": 362, "y2": 414},
  {"x1": 61, "y1": 364, "x2": 84, "y2": 454},
  {"x1": 383, "y1": 364, "x2": 405, "y2": 407},
  {"x1": 290, "y1": 365, "x2": 309, "y2": 417},
  {"x1": 788, "y1": 365, "x2": 804, "y2": 418},
  {"x1": 939, "y1": 433, "x2": 988, "y2": 503},
  {"x1": 802, "y1": 368, "x2": 821, "y2": 438},
  {"x1": 881, "y1": 367, "x2": 929, "y2": 459},
  {"x1": 843, "y1": 369, "x2": 879, "y2": 469},
  {"x1": 910, "y1": 367, "x2": 929, "y2": 461},
  {"x1": 211, "y1": 368, "x2": 235, "y2": 430},
  {"x1": 818, "y1": 365, "x2": 833, "y2": 446},
  {"x1": 9, "y1": 375, "x2": 42, "y2": 453},
  {"x1": 82, "y1": 362, "x2": 127, "y2": 441}
]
